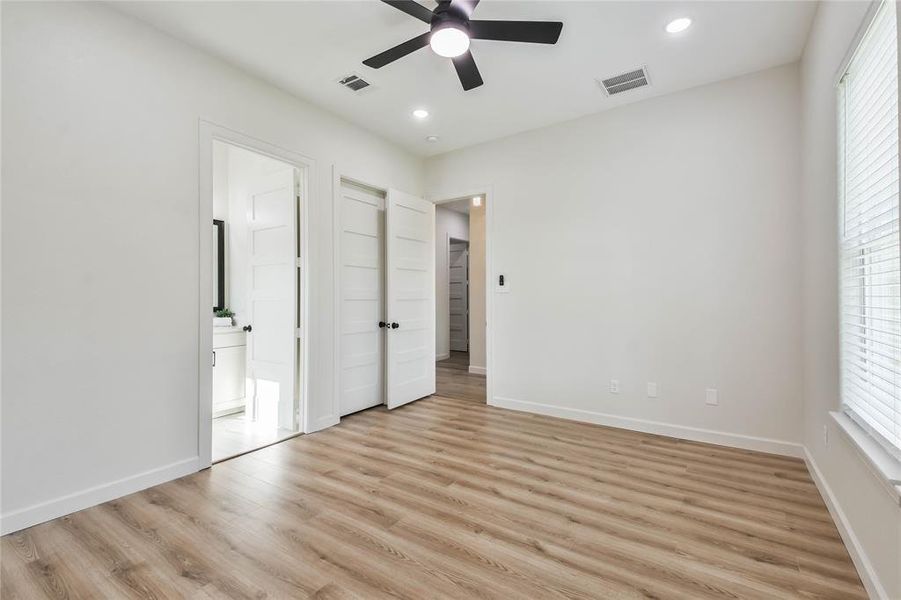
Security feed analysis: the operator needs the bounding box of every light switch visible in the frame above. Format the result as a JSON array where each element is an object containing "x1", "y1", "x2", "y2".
[
  {"x1": 647, "y1": 382, "x2": 657, "y2": 398},
  {"x1": 706, "y1": 388, "x2": 718, "y2": 406}
]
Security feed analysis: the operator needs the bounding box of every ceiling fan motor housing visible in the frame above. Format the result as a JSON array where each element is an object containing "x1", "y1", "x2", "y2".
[{"x1": 430, "y1": 4, "x2": 471, "y2": 34}]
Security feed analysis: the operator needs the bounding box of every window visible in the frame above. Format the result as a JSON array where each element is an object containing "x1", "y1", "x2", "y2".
[{"x1": 838, "y1": 0, "x2": 900, "y2": 458}]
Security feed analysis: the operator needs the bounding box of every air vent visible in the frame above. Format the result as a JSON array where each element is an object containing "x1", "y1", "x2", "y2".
[
  {"x1": 598, "y1": 67, "x2": 650, "y2": 96},
  {"x1": 338, "y1": 73, "x2": 371, "y2": 92}
]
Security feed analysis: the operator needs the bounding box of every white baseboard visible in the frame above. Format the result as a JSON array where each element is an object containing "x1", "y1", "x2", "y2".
[
  {"x1": 490, "y1": 396, "x2": 804, "y2": 458},
  {"x1": 468, "y1": 365, "x2": 487, "y2": 375},
  {"x1": 803, "y1": 448, "x2": 889, "y2": 600},
  {"x1": 0, "y1": 456, "x2": 204, "y2": 535},
  {"x1": 436, "y1": 352, "x2": 450, "y2": 361}
]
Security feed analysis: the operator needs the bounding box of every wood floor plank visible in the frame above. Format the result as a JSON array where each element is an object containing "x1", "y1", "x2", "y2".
[{"x1": 0, "y1": 351, "x2": 865, "y2": 598}]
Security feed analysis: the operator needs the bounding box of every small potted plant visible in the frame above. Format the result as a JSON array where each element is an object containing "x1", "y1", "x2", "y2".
[{"x1": 213, "y1": 308, "x2": 235, "y2": 327}]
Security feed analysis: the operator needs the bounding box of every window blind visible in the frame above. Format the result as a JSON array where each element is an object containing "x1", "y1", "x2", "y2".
[{"x1": 838, "y1": 0, "x2": 901, "y2": 457}]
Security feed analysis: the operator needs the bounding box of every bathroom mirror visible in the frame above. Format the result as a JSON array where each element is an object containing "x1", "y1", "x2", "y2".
[{"x1": 213, "y1": 219, "x2": 225, "y2": 312}]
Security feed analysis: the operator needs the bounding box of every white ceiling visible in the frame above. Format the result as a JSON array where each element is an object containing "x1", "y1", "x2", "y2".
[{"x1": 113, "y1": 1, "x2": 817, "y2": 157}]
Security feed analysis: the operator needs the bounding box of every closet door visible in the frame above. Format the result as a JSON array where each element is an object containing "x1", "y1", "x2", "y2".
[
  {"x1": 338, "y1": 182, "x2": 386, "y2": 416},
  {"x1": 448, "y1": 242, "x2": 469, "y2": 352},
  {"x1": 385, "y1": 189, "x2": 435, "y2": 409}
]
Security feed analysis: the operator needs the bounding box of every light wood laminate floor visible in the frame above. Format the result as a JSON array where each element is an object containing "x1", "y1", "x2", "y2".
[{"x1": 2, "y1": 361, "x2": 864, "y2": 599}]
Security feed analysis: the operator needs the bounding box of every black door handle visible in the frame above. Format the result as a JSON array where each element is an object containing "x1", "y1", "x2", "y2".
[
  {"x1": 378, "y1": 321, "x2": 386, "y2": 328},
  {"x1": 243, "y1": 325, "x2": 252, "y2": 332},
  {"x1": 391, "y1": 322, "x2": 399, "y2": 329}
]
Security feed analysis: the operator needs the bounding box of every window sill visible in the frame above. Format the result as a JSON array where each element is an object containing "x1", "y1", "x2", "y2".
[{"x1": 830, "y1": 411, "x2": 901, "y2": 506}]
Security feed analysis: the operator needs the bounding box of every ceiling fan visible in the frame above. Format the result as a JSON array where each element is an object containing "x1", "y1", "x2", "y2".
[{"x1": 363, "y1": 0, "x2": 563, "y2": 91}]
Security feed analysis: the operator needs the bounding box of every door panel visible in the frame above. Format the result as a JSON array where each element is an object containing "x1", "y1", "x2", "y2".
[
  {"x1": 386, "y1": 189, "x2": 435, "y2": 409},
  {"x1": 448, "y1": 242, "x2": 469, "y2": 352},
  {"x1": 247, "y1": 168, "x2": 298, "y2": 431},
  {"x1": 338, "y1": 182, "x2": 385, "y2": 416}
]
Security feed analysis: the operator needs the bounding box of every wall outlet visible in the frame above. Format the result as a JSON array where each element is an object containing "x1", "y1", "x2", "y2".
[
  {"x1": 646, "y1": 382, "x2": 658, "y2": 398},
  {"x1": 705, "y1": 388, "x2": 718, "y2": 406},
  {"x1": 823, "y1": 424, "x2": 829, "y2": 447},
  {"x1": 609, "y1": 379, "x2": 620, "y2": 394}
]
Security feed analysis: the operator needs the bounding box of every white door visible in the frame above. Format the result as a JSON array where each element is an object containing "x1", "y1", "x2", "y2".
[
  {"x1": 338, "y1": 181, "x2": 385, "y2": 416},
  {"x1": 246, "y1": 167, "x2": 298, "y2": 431},
  {"x1": 386, "y1": 189, "x2": 435, "y2": 409},
  {"x1": 448, "y1": 242, "x2": 469, "y2": 352}
]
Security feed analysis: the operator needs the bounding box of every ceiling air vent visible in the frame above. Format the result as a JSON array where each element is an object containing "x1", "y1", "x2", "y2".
[
  {"x1": 338, "y1": 73, "x2": 372, "y2": 93},
  {"x1": 598, "y1": 67, "x2": 650, "y2": 96}
]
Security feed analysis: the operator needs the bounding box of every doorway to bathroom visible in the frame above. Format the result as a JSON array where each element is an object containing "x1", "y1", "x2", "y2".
[{"x1": 209, "y1": 139, "x2": 304, "y2": 462}]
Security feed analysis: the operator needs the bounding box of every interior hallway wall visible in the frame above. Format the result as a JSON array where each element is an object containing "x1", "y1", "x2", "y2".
[
  {"x1": 435, "y1": 207, "x2": 469, "y2": 360},
  {"x1": 1, "y1": 1, "x2": 423, "y2": 534},
  {"x1": 426, "y1": 64, "x2": 803, "y2": 452}
]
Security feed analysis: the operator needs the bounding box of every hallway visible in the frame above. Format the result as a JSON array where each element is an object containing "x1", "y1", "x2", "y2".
[{"x1": 436, "y1": 351, "x2": 485, "y2": 404}]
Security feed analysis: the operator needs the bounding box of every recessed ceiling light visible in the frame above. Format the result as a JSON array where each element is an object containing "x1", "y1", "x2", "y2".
[
  {"x1": 426, "y1": 135, "x2": 439, "y2": 143},
  {"x1": 665, "y1": 17, "x2": 692, "y2": 33},
  {"x1": 412, "y1": 108, "x2": 429, "y2": 119},
  {"x1": 430, "y1": 25, "x2": 470, "y2": 58},
  {"x1": 472, "y1": 196, "x2": 482, "y2": 207}
]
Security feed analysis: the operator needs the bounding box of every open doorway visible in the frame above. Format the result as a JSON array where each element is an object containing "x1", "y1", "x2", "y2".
[
  {"x1": 210, "y1": 140, "x2": 303, "y2": 461},
  {"x1": 435, "y1": 195, "x2": 487, "y2": 403}
]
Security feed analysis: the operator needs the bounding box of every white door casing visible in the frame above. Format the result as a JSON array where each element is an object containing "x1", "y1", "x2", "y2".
[
  {"x1": 448, "y1": 242, "x2": 469, "y2": 352},
  {"x1": 386, "y1": 189, "x2": 435, "y2": 409},
  {"x1": 338, "y1": 181, "x2": 386, "y2": 416},
  {"x1": 246, "y1": 167, "x2": 298, "y2": 431}
]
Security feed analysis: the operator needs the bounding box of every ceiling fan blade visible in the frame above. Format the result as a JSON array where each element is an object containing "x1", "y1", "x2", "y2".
[
  {"x1": 452, "y1": 51, "x2": 484, "y2": 91},
  {"x1": 363, "y1": 32, "x2": 431, "y2": 69},
  {"x1": 382, "y1": 0, "x2": 434, "y2": 23},
  {"x1": 469, "y1": 20, "x2": 563, "y2": 44},
  {"x1": 450, "y1": 0, "x2": 479, "y2": 17}
]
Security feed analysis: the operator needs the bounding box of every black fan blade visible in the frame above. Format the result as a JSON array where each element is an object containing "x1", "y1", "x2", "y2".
[
  {"x1": 469, "y1": 20, "x2": 563, "y2": 44},
  {"x1": 452, "y1": 51, "x2": 483, "y2": 91},
  {"x1": 450, "y1": 0, "x2": 479, "y2": 17},
  {"x1": 363, "y1": 32, "x2": 431, "y2": 69},
  {"x1": 382, "y1": 0, "x2": 434, "y2": 23}
]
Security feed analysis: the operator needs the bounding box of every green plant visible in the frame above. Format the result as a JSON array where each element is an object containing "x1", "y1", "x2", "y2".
[{"x1": 215, "y1": 308, "x2": 234, "y2": 318}]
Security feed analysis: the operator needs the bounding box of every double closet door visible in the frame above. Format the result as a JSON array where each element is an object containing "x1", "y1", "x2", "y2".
[{"x1": 338, "y1": 180, "x2": 435, "y2": 416}]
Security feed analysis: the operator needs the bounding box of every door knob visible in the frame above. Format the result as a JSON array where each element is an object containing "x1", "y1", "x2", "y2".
[
  {"x1": 391, "y1": 322, "x2": 399, "y2": 329},
  {"x1": 243, "y1": 325, "x2": 252, "y2": 332},
  {"x1": 378, "y1": 321, "x2": 387, "y2": 328}
]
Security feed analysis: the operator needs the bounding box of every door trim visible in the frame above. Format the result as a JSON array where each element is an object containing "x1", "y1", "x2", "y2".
[
  {"x1": 198, "y1": 120, "x2": 314, "y2": 469},
  {"x1": 429, "y1": 186, "x2": 495, "y2": 406}
]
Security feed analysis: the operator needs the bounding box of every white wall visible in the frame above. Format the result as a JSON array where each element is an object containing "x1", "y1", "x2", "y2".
[
  {"x1": 212, "y1": 142, "x2": 229, "y2": 221},
  {"x1": 1, "y1": 1, "x2": 423, "y2": 533},
  {"x1": 435, "y1": 207, "x2": 469, "y2": 359},
  {"x1": 427, "y1": 64, "x2": 804, "y2": 454},
  {"x1": 799, "y1": 3, "x2": 901, "y2": 598}
]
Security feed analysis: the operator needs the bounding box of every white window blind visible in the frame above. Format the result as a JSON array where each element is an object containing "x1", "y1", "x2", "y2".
[{"x1": 838, "y1": 0, "x2": 900, "y2": 458}]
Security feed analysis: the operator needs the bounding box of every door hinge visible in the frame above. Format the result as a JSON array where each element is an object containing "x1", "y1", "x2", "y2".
[
  {"x1": 295, "y1": 328, "x2": 302, "y2": 339},
  {"x1": 295, "y1": 257, "x2": 302, "y2": 268}
]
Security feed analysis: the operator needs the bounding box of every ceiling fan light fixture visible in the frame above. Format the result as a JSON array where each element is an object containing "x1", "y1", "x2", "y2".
[{"x1": 430, "y1": 25, "x2": 470, "y2": 58}]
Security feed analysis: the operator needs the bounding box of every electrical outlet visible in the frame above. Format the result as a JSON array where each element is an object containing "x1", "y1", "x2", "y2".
[
  {"x1": 823, "y1": 424, "x2": 829, "y2": 447},
  {"x1": 647, "y1": 382, "x2": 658, "y2": 398},
  {"x1": 705, "y1": 388, "x2": 718, "y2": 406},
  {"x1": 610, "y1": 379, "x2": 620, "y2": 394}
]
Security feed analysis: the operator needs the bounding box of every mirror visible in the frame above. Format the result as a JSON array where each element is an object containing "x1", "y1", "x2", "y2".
[{"x1": 213, "y1": 219, "x2": 225, "y2": 311}]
